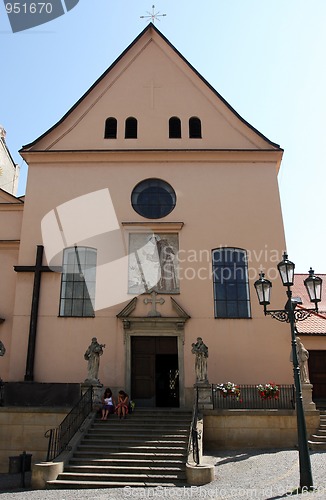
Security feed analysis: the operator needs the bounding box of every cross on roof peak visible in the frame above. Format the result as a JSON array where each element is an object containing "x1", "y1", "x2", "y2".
[{"x1": 140, "y1": 5, "x2": 166, "y2": 24}]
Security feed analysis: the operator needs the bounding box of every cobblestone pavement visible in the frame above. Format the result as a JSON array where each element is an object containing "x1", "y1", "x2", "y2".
[{"x1": 1, "y1": 449, "x2": 326, "y2": 499}]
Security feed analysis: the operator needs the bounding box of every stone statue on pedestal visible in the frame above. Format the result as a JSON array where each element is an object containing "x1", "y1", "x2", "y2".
[
  {"x1": 291, "y1": 337, "x2": 310, "y2": 384},
  {"x1": 84, "y1": 337, "x2": 105, "y2": 384},
  {"x1": 191, "y1": 337, "x2": 208, "y2": 384}
]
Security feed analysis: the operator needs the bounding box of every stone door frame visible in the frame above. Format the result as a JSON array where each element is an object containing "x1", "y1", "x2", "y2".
[{"x1": 122, "y1": 317, "x2": 186, "y2": 407}]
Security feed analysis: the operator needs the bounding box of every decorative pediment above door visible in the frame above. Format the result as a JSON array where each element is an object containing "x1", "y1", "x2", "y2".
[{"x1": 116, "y1": 291, "x2": 190, "y2": 342}]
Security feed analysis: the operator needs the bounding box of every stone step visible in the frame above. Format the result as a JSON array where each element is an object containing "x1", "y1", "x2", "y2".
[
  {"x1": 308, "y1": 441, "x2": 326, "y2": 451},
  {"x1": 93, "y1": 418, "x2": 191, "y2": 426},
  {"x1": 89, "y1": 420, "x2": 190, "y2": 433},
  {"x1": 82, "y1": 437, "x2": 188, "y2": 445},
  {"x1": 77, "y1": 444, "x2": 187, "y2": 454},
  {"x1": 109, "y1": 409, "x2": 191, "y2": 415},
  {"x1": 73, "y1": 450, "x2": 186, "y2": 460},
  {"x1": 310, "y1": 434, "x2": 326, "y2": 440},
  {"x1": 86, "y1": 431, "x2": 189, "y2": 439},
  {"x1": 95, "y1": 411, "x2": 192, "y2": 417},
  {"x1": 69, "y1": 457, "x2": 186, "y2": 467},
  {"x1": 125, "y1": 409, "x2": 192, "y2": 415},
  {"x1": 65, "y1": 465, "x2": 185, "y2": 474},
  {"x1": 57, "y1": 471, "x2": 186, "y2": 482}
]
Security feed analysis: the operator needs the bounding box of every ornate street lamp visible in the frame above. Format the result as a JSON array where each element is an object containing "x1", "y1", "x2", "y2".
[
  {"x1": 254, "y1": 253, "x2": 323, "y2": 491},
  {"x1": 304, "y1": 268, "x2": 322, "y2": 311}
]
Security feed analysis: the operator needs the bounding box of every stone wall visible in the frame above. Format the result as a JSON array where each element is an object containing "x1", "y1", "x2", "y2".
[
  {"x1": 203, "y1": 410, "x2": 320, "y2": 449},
  {"x1": 0, "y1": 408, "x2": 68, "y2": 473}
]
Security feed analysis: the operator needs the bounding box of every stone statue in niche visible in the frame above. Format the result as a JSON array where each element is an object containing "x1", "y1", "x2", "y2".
[
  {"x1": 191, "y1": 337, "x2": 208, "y2": 384},
  {"x1": 84, "y1": 337, "x2": 105, "y2": 383}
]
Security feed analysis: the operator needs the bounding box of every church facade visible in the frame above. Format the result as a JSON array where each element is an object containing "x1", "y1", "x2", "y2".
[{"x1": 1, "y1": 24, "x2": 294, "y2": 408}]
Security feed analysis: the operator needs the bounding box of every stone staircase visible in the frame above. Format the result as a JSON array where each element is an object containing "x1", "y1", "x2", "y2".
[
  {"x1": 47, "y1": 408, "x2": 192, "y2": 489},
  {"x1": 308, "y1": 410, "x2": 326, "y2": 450}
]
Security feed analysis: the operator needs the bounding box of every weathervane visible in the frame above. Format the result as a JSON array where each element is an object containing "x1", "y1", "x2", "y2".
[{"x1": 140, "y1": 5, "x2": 167, "y2": 23}]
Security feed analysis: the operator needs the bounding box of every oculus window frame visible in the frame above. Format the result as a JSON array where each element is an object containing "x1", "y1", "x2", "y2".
[{"x1": 131, "y1": 178, "x2": 176, "y2": 219}]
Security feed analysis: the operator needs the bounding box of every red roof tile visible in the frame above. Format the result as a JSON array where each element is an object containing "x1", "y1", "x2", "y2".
[{"x1": 292, "y1": 274, "x2": 326, "y2": 335}]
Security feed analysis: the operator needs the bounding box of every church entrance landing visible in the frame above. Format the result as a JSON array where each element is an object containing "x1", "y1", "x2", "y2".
[{"x1": 131, "y1": 336, "x2": 179, "y2": 407}]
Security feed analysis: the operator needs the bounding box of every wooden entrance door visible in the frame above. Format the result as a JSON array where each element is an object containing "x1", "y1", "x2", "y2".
[
  {"x1": 308, "y1": 350, "x2": 326, "y2": 401},
  {"x1": 131, "y1": 336, "x2": 179, "y2": 407}
]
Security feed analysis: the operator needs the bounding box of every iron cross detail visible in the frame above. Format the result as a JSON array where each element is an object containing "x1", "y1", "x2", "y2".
[
  {"x1": 14, "y1": 245, "x2": 61, "y2": 381},
  {"x1": 144, "y1": 291, "x2": 165, "y2": 317},
  {"x1": 140, "y1": 5, "x2": 166, "y2": 23}
]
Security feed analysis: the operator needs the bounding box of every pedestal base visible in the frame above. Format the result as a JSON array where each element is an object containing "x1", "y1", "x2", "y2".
[
  {"x1": 81, "y1": 383, "x2": 103, "y2": 411},
  {"x1": 196, "y1": 383, "x2": 213, "y2": 410},
  {"x1": 302, "y1": 384, "x2": 316, "y2": 411}
]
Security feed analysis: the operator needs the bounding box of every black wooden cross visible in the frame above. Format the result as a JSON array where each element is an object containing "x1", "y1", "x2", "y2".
[{"x1": 14, "y1": 245, "x2": 61, "y2": 381}]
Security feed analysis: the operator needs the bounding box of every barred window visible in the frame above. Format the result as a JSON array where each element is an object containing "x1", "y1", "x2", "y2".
[
  {"x1": 59, "y1": 247, "x2": 96, "y2": 317},
  {"x1": 212, "y1": 248, "x2": 251, "y2": 318}
]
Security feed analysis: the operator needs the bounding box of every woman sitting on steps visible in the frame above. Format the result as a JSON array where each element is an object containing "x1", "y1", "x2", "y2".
[{"x1": 115, "y1": 390, "x2": 129, "y2": 419}]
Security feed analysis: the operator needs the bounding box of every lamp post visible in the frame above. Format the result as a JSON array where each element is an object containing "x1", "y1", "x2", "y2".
[{"x1": 254, "y1": 253, "x2": 322, "y2": 491}]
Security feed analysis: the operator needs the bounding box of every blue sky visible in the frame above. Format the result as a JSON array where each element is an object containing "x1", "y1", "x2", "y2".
[{"x1": 1, "y1": 0, "x2": 325, "y2": 274}]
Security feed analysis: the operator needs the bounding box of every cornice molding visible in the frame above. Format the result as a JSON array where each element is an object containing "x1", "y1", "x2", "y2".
[
  {"x1": 20, "y1": 149, "x2": 283, "y2": 166},
  {"x1": 121, "y1": 222, "x2": 184, "y2": 232}
]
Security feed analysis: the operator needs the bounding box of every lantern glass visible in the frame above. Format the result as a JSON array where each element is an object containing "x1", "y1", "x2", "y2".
[
  {"x1": 304, "y1": 268, "x2": 322, "y2": 304},
  {"x1": 277, "y1": 252, "x2": 295, "y2": 287},
  {"x1": 254, "y1": 273, "x2": 272, "y2": 305}
]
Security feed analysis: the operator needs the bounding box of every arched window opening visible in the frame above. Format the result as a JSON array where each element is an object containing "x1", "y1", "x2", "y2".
[
  {"x1": 125, "y1": 117, "x2": 138, "y2": 139},
  {"x1": 104, "y1": 117, "x2": 117, "y2": 139},
  {"x1": 169, "y1": 117, "x2": 181, "y2": 138},
  {"x1": 189, "y1": 117, "x2": 202, "y2": 138}
]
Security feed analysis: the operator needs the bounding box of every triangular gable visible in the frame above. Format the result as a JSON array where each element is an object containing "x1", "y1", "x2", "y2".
[{"x1": 20, "y1": 24, "x2": 282, "y2": 154}]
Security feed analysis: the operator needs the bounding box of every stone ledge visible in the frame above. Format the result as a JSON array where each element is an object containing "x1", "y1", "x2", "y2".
[
  {"x1": 204, "y1": 409, "x2": 319, "y2": 416},
  {"x1": 0, "y1": 407, "x2": 69, "y2": 414}
]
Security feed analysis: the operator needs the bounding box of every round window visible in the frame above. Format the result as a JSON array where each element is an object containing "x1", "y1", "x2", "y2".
[{"x1": 131, "y1": 178, "x2": 176, "y2": 219}]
